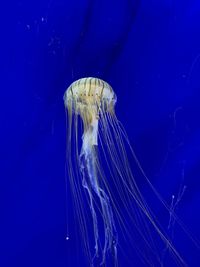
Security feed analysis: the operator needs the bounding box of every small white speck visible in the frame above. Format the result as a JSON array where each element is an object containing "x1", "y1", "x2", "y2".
[
  {"x1": 41, "y1": 17, "x2": 47, "y2": 23},
  {"x1": 66, "y1": 236, "x2": 69, "y2": 240}
]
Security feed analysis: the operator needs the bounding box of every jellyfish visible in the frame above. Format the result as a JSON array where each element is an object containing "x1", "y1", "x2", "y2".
[{"x1": 63, "y1": 77, "x2": 188, "y2": 266}]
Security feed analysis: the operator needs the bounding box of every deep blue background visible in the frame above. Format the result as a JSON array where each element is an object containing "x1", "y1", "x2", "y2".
[{"x1": 1, "y1": 0, "x2": 200, "y2": 266}]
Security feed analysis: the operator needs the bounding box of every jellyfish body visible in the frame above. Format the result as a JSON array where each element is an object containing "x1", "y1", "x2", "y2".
[{"x1": 64, "y1": 78, "x2": 187, "y2": 266}]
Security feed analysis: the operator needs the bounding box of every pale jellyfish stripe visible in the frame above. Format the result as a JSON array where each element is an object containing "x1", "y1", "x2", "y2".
[{"x1": 64, "y1": 77, "x2": 196, "y2": 267}]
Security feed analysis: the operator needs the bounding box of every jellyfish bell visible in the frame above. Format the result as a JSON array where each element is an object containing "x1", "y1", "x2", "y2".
[
  {"x1": 64, "y1": 77, "x2": 193, "y2": 267},
  {"x1": 64, "y1": 77, "x2": 116, "y2": 116},
  {"x1": 64, "y1": 78, "x2": 116, "y2": 149}
]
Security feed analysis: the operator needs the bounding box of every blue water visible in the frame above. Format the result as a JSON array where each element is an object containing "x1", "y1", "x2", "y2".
[{"x1": 1, "y1": 0, "x2": 200, "y2": 266}]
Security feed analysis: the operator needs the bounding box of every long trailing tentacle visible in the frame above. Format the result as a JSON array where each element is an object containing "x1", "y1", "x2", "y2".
[{"x1": 79, "y1": 116, "x2": 118, "y2": 266}]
